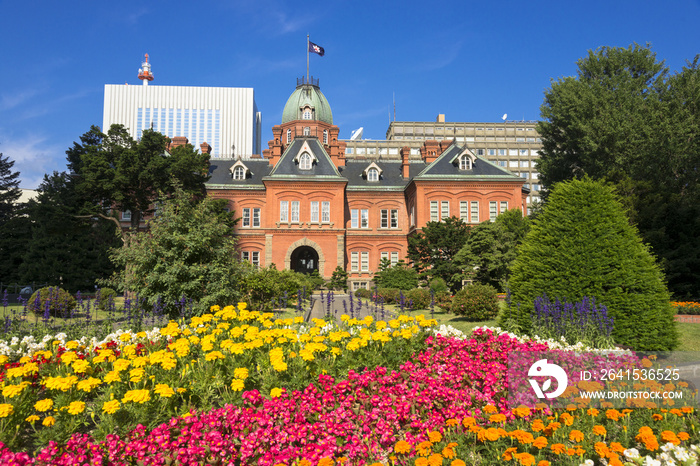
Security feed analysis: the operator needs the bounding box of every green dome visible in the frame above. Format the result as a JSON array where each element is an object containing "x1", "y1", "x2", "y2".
[{"x1": 281, "y1": 79, "x2": 333, "y2": 125}]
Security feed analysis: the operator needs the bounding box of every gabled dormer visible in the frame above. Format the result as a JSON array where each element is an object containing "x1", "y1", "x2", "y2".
[
  {"x1": 229, "y1": 158, "x2": 252, "y2": 180},
  {"x1": 362, "y1": 162, "x2": 383, "y2": 182},
  {"x1": 450, "y1": 147, "x2": 476, "y2": 170},
  {"x1": 292, "y1": 140, "x2": 318, "y2": 170}
]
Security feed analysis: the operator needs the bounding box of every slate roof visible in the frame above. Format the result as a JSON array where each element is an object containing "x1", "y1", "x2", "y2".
[
  {"x1": 342, "y1": 161, "x2": 424, "y2": 190},
  {"x1": 414, "y1": 142, "x2": 523, "y2": 181},
  {"x1": 206, "y1": 158, "x2": 270, "y2": 188},
  {"x1": 265, "y1": 137, "x2": 344, "y2": 180}
]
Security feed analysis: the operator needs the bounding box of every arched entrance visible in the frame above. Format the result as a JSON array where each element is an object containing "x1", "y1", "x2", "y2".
[{"x1": 290, "y1": 246, "x2": 319, "y2": 275}]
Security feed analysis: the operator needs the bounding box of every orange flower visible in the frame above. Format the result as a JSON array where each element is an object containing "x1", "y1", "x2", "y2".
[
  {"x1": 569, "y1": 430, "x2": 584, "y2": 443},
  {"x1": 592, "y1": 425, "x2": 607, "y2": 436},
  {"x1": 512, "y1": 405, "x2": 531, "y2": 418},
  {"x1": 594, "y1": 442, "x2": 610, "y2": 458},
  {"x1": 550, "y1": 444, "x2": 566, "y2": 455},
  {"x1": 477, "y1": 427, "x2": 501, "y2": 442},
  {"x1": 559, "y1": 412, "x2": 574, "y2": 426},
  {"x1": 441, "y1": 446, "x2": 456, "y2": 459},
  {"x1": 652, "y1": 413, "x2": 664, "y2": 421},
  {"x1": 416, "y1": 441, "x2": 433, "y2": 457},
  {"x1": 317, "y1": 458, "x2": 334, "y2": 466},
  {"x1": 394, "y1": 440, "x2": 411, "y2": 454},
  {"x1": 605, "y1": 409, "x2": 622, "y2": 421},
  {"x1": 608, "y1": 453, "x2": 624, "y2": 466},
  {"x1": 427, "y1": 454, "x2": 442, "y2": 466},
  {"x1": 660, "y1": 430, "x2": 680, "y2": 445},
  {"x1": 531, "y1": 419, "x2": 545, "y2": 432},
  {"x1": 587, "y1": 408, "x2": 599, "y2": 417},
  {"x1": 502, "y1": 447, "x2": 518, "y2": 461},
  {"x1": 681, "y1": 406, "x2": 693, "y2": 413},
  {"x1": 537, "y1": 462, "x2": 550, "y2": 466},
  {"x1": 483, "y1": 404, "x2": 497, "y2": 414},
  {"x1": 609, "y1": 442, "x2": 625, "y2": 453},
  {"x1": 415, "y1": 458, "x2": 429, "y2": 466},
  {"x1": 565, "y1": 404, "x2": 577, "y2": 411},
  {"x1": 428, "y1": 431, "x2": 442, "y2": 443},
  {"x1": 462, "y1": 416, "x2": 476, "y2": 428},
  {"x1": 490, "y1": 413, "x2": 507, "y2": 423},
  {"x1": 446, "y1": 418, "x2": 459, "y2": 427},
  {"x1": 678, "y1": 432, "x2": 690, "y2": 441},
  {"x1": 514, "y1": 452, "x2": 535, "y2": 466},
  {"x1": 451, "y1": 461, "x2": 466, "y2": 466},
  {"x1": 532, "y1": 436, "x2": 548, "y2": 449}
]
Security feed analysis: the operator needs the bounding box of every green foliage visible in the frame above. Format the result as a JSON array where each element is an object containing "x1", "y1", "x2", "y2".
[
  {"x1": 375, "y1": 288, "x2": 401, "y2": 305},
  {"x1": 451, "y1": 284, "x2": 499, "y2": 321},
  {"x1": 70, "y1": 125, "x2": 210, "y2": 230},
  {"x1": 329, "y1": 266, "x2": 349, "y2": 292},
  {"x1": 28, "y1": 287, "x2": 77, "y2": 317},
  {"x1": 537, "y1": 44, "x2": 700, "y2": 299},
  {"x1": 96, "y1": 288, "x2": 117, "y2": 311},
  {"x1": 407, "y1": 216, "x2": 471, "y2": 291},
  {"x1": 0, "y1": 153, "x2": 30, "y2": 284},
  {"x1": 241, "y1": 266, "x2": 315, "y2": 312},
  {"x1": 373, "y1": 260, "x2": 419, "y2": 290},
  {"x1": 405, "y1": 288, "x2": 431, "y2": 311},
  {"x1": 429, "y1": 277, "x2": 448, "y2": 294},
  {"x1": 104, "y1": 186, "x2": 245, "y2": 317},
  {"x1": 435, "y1": 291, "x2": 453, "y2": 313},
  {"x1": 505, "y1": 178, "x2": 678, "y2": 351},
  {"x1": 454, "y1": 209, "x2": 530, "y2": 292},
  {"x1": 354, "y1": 288, "x2": 372, "y2": 299}
]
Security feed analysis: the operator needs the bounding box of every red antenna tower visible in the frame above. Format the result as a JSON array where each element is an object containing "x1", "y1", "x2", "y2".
[{"x1": 138, "y1": 53, "x2": 154, "y2": 85}]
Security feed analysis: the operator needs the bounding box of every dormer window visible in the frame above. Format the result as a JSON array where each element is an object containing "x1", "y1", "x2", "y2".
[
  {"x1": 459, "y1": 154, "x2": 472, "y2": 170},
  {"x1": 233, "y1": 166, "x2": 245, "y2": 180},
  {"x1": 299, "y1": 152, "x2": 312, "y2": 170},
  {"x1": 286, "y1": 129, "x2": 292, "y2": 143},
  {"x1": 450, "y1": 147, "x2": 476, "y2": 171},
  {"x1": 302, "y1": 108, "x2": 312, "y2": 120},
  {"x1": 368, "y1": 168, "x2": 379, "y2": 181},
  {"x1": 303, "y1": 127, "x2": 310, "y2": 136},
  {"x1": 323, "y1": 130, "x2": 328, "y2": 144}
]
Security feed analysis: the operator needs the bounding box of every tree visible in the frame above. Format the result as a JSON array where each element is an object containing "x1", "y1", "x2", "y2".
[
  {"x1": 505, "y1": 178, "x2": 677, "y2": 351},
  {"x1": 454, "y1": 209, "x2": 530, "y2": 291},
  {"x1": 406, "y1": 216, "x2": 471, "y2": 291},
  {"x1": 373, "y1": 260, "x2": 419, "y2": 290},
  {"x1": 19, "y1": 172, "x2": 120, "y2": 292},
  {"x1": 104, "y1": 186, "x2": 246, "y2": 316},
  {"x1": 0, "y1": 153, "x2": 30, "y2": 285},
  {"x1": 536, "y1": 44, "x2": 700, "y2": 299},
  {"x1": 329, "y1": 266, "x2": 349, "y2": 292},
  {"x1": 72, "y1": 125, "x2": 210, "y2": 230}
]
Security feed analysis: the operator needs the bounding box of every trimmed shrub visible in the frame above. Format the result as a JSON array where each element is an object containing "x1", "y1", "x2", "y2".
[
  {"x1": 435, "y1": 291, "x2": 453, "y2": 313},
  {"x1": 504, "y1": 178, "x2": 678, "y2": 351},
  {"x1": 429, "y1": 277, "x2": 448, "y2": 294},
  {"x1": 96, "y1": 288, "x2": 117, "y2": 311},
  {"x1": 374, "y1": 261, "x2": 419, "y2": 290},
  {"x1": 28, "y1": 287, "x2": 77, "y2": 318},
  {"x1": 452, "y1": 284, "x2": 499, "y2": 321},
  {"x1": 353, "y1": 288, "x2": 372, "y2": 299},
  {"x1": 376, "y1": 288, "x2": 401, "y2": 305},
  {"x1": 405, "y1": 288, "x2": 431, "y2": 311}
]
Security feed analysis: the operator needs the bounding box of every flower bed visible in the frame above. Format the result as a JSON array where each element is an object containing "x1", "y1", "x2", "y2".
[{"x1": 0, "y1": 304, "x2": 697, "y2": 465}]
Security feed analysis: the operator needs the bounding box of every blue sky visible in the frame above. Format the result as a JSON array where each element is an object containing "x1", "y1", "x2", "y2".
[{"x1": 1, "y1": 0, "x2": 699, "y2": 189}]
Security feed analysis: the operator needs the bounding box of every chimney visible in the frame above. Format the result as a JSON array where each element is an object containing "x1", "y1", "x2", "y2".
[
  {"x1": 401, "y1": 146, "x2": 411, "y2": 178},
  {"x1": 422, "y1": 140, "x2": 440, "y2": 164},
  {"x1": 168, "y1": 136, "x2": 189, "y2": 151},
  {"x1": 200, "y1": 142, "x2": 212, "y2": 155},
  {"x1": 436, "y1": 114, "x2": 445, "y2": 123}
]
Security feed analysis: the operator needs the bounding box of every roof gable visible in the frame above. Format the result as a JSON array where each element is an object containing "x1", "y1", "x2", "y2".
[
  {"x1": 415, "y1": 142, "x2": 522, "y2": 180},
  {"x1": 267, "y1": 137, "x2": 343, "y2": 179}
]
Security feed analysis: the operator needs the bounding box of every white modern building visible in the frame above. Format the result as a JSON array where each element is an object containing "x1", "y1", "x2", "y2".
[{"x1": 103, "y1": 55, "x2": 262, "y2": 158}]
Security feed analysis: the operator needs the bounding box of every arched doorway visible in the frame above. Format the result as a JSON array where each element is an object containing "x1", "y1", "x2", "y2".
[{"x1": 290, "y1": 246, "x2": 319, "y2": 275}]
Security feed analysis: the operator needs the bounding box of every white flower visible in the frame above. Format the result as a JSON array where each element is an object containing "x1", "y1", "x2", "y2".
[
  {"x1": 625, "y1": 448, "x2": 641, "y2": 459},
  {"x1": 580, "y1": 460, "x2": 595, "y2": 466}
]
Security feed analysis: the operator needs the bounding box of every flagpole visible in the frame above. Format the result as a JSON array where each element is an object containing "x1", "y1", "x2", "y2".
[{"x1": 306, "y1": 34, "x2": 309, "y2": 84}]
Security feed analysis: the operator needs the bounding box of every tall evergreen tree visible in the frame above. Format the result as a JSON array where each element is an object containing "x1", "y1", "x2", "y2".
[
  {"x1": 0, "y1": 153, "x2": 30, "y2": 286},
  {"x1": 505, "y1": 178, "x2": 677, "y2": 351}
]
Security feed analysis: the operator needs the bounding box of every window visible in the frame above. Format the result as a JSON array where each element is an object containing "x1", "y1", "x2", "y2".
[
  {"x1": 280, "y1": 201, "x2": 289, "y2": 222},
  {"x1": 310, "y1": 201, "x2": 319, "y2": 223},
  {"x1": 360, "y1": 209, "x2": 369, "y2": 228},
  {"x1": 459, "y1": 155, "x2": 471, "y2": 170},
  {"x1": 351, "y1": 252, "x2": 359, "y2": 272},
  {"x1": 299, "y1": 153, "x2": 312, "y2": 170},
  {"x1": 410, "y1": 205, "x2": 415, "y2": 227},
  {"x1": 252, "y1": 208, "x2": 260, "y2": 227},
  {"x1": 232, "y1": 166, "x2": 245, "y2": 180},
  {"x1": 391, "y1": 252, "x2": 399, "y2": 267},
  {"x1": 351, "y1": 209, "x2": 358, "y2": 228},
  {"x1": 520, "y1": 160, "x2": 529, "y2": 167},
  {"x1": 390, "y1": 209, "x2": 398, "y2": 228},
  {"x1": 497, "y1": 161, "x2": 507, "y2": 167},
  {"x1": 323, "y1": 130, "x2": 328, "y2": 144},
  {"x1": 430, "y1": 201, "x2": 439, "y2": 222},
  {"x1": 286, "y1": 129, "x2": 291, "y2": 144},
  {"x1": 121, "y1": 210, "x2": 131, "y2": 221},
  {"x1": 460, "y1": 201, "x2": 468, "y2": 221},
  {"x1": 322, "y1": 201, "x2": 330, "y2": 223},
  {"x1": 241, "y1": 251, "x2": 249, "y2": 262},
  {"x1": 471, "y1": 201, "x2": 479, "y2": 223},
  {"x1": 520, "y1": 149, "x2": 528, "y2": 156},
  {"x1": 352, "y1": 281, "x2": 368, "y2": 291},
  {"x1": 490, "y1": 201, "x2": 498, "y2": 221},
  {"x1": 475, "y1": 149, "x2": 485, "y2": 156},
  {"x1": 488, "y1": 149, "x2": 496, "y2": 156},
  {"x1": 351, "y1": 209, "x2": 369, "y2": 228},
  {"x1": 380, "y1": 209, "x2": 398, "y2": 228},
  {"x1": 291, "y1": 201, "x2": 299, "y2": 223},
  {"x1": 361, "y1": 252, "x2": 369, "y2": 272},
  {"x1": 302, "y1": 109, "x2": 312, "y2": 120},
  {"x1": 441, "y1": 201, "x2": 450, "y2": 219},
  {"x1": 498, "y1": 149, "x2": 506, "y2": 156},
  {"x1": 303, "y1": 127, "x2": 310, "y2": 136},
  {"x1": 367, "y1": 168, "x2": 379, "y2": 182},
  {"x1": 500, "y1": 201, "x2": 508, "y2": 214},
  {"x1": 251, "y1": 251, "x2": 259, "y2": 266},
  {"x1": 509, "y1": 161, "x2": 519, "y2": 168},
  {"x1": 381, "y1": 251, "x2": 388, "y2": 263},
  {"x1": 242, "y1": 208, "x2": 250, "y2": 227}
]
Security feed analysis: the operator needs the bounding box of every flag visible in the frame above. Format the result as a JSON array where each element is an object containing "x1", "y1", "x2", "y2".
[{"x1": 308, "y1": 41, "x2": 325, "y2": 56}]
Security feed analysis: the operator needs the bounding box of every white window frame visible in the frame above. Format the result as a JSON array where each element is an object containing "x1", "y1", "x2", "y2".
[
  {"x1": 351, "y1": 209, "x2": 358, "y2": 229},
  {"x1": 500, "y1": 201, "x2": 508, "y2": 214},
  {"x1": 380, "y1": 209, "x2": 389, "y2": 228},
  {"x1": 121, "y1": 210, "x2": 131, "y2": 221},
  {"x1": 390, "y1": 209, "x2": 398, "y2": 228},
  {"x1": 252, "y1": 208, "x2": 260, "y2": 227},
  {"x1": 351, "y1": 252, "x2": 359, "y2": 272},
  {"x1": 368, "y1": 168, "x2": 379, "y2": 182},
  {"x1": 242, "y1": 208, "x2": 251, "y2": 227},
  {"x1": 460, "y1": 201, "x2": 468, "y2": 221},
  {"x1": 360, "y1": 209, "x2": 369, "y2": 228},
  {"x1": 280, "y1": 201, "x2": 289, "y2": 223},
  {"x1": 390, "y1": 252, "x2": 399, "y2": 267},
  {"x1": 471, "y1": 201, "x2": 479, "y2": 223},
  {"x1": 489, "y1": 201, "x2": 498, "y2": 222},
  {"x1": 321, "y1": 201, "x2": 330, "y2": 223},
  {"x1": 251, "y1": 251, "x2": 260, "y2": 266},
  {"x1": 441, "y1": 201, "x2": 450, "y2": 220},
  {"x1": 430, "y1": 201, "x2": 439, "y2": 222},
  {"x1": 241, "y1": 251, "x2": 249, "y2": 261},
  {"x1": 303, "y1": 127, "x2": 310, "y2": 136},
  {"x1": 310, "y1": 201, "x2": 319, "y2": 223},
  {"x1": 459, "y1": 155, "x2": 471, "y2": 170},
  {"x1": 360, "y1": 252, "x2": 369, "y2": 272},
  {"x1": 291, "y1": 201, "x2": 300, "y2": 223},
  {"x1": 323, "y1": 130, "x2": 328, "y2": 144},
  {"x1": 299, "y1": 153, "x2": 312, "y2": 170},
  {"x1": 286, "y1": 129, "x2": 291, "y2": 143},
  {"x1": 233, "y1": 166, "x2": 245, "y2": 180}
]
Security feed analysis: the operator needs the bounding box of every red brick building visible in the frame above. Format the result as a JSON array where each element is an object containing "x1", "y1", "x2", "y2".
[{"x1": 206, "y1": 78, "x2": 528, "y2": 290}]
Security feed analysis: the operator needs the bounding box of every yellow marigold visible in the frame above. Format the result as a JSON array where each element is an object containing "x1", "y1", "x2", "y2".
[
  {"x1": 489, "y1": 413, "x2": 507, "y2": 423},
  {"x1": 154, "y1": 384, "x2": 175, "y2": 398},
  {"x1": 104, "y1": 371, "x2": 121, "y2": 384},
  {"x1": 71, "y1": 359, "x2": 90, "y2": 374},
  {"x1": 77, "y1": 377, "x2": 102, "y2": 393},
  {"x1": 67, "y1": 401, "x2": 86, "y2": 415},
  {"x1": 428, "y1": 430, "x2": 442, "y2": 443},
  {"x1": 44, "y1": 375, "x2": 78, "y2": 391},
  {"x1": 102, "y1": 400, "x2": 120, "y2": 414},
  {"x1": 592, "y1": 425, "x2": 607, "y2": 436},
  {"x1": 129, "y1": 368, "x2": 145, "y2": 383},
  {"x1": 25, "y1": 414, "x2": 40, "y2": 423},
  {"x1": 61, "y1": 351, "x2": 78, "y2": 364},
  {"x1": 230, "y1": 379, "x2": 245, "y2": 391},
  {"x1": 34, "y1": 398, "x2": 54, "y2": 412},
  {"x1": 233, "y1": 368, "x2": 249, "y2": 379},
  {"x1": 462, "y1": 416, "x2": 476, "y2": 427},
  {"x1": 394, "y1": 440, "x2": 411, "y2": 454},
  {"x1": 569, "y1": 430, "x2": 584, "y2": 443},
  {"x1": 270, "y1": 387, "x2": 284, "y2": 398},
  {"x1": 0, "y1": 403, "x2": 13, "y2": 418},
  {"x1": 2, "y1": 382, "x2": 29, "y2": 399},
  {"x1": 205, "y1": 351, "x2": 225, "y2": 362},
  {"x1": 122, "y1": 389, "x2": 151, "y2": 404},
  {"x1": 42, "y1": 416, "x2": 55, "y2": 427}
]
